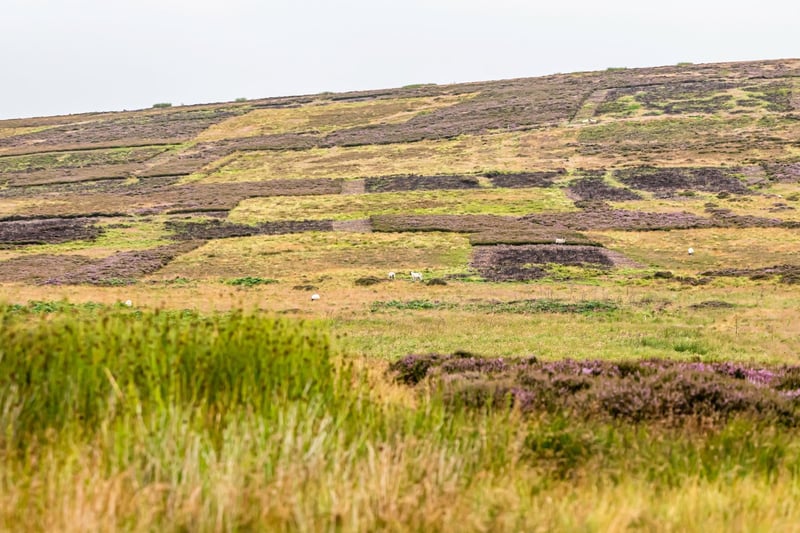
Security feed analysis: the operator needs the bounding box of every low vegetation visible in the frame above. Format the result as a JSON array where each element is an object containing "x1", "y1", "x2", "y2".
[
  {"x1": 3, "y1": 308, "x2": 800, "y2": 530},
  {"x1": 2, "y1": 58, "x2": 800, "y2": 529}
]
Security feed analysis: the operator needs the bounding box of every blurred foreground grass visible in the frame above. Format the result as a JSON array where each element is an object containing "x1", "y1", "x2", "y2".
[{"x1": 3, "y1": 305, "x2": 800, "y2": 531}]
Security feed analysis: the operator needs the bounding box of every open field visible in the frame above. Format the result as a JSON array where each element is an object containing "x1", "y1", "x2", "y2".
[{"x1": 2, "y1": 58, "x2": 800, "y2": 530}]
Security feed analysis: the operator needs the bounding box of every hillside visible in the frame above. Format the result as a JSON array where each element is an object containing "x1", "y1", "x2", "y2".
[
  {"x1": 1, "y1": 58, "x2": 800, "y2": 358},
  {"x1": 5, "y1": 59, "x2": 800, "y2": 531}
]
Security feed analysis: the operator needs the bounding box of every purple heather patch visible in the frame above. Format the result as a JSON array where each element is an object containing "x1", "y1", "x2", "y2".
[{"x1": 389, "y1": 354, "x2": 800, "y2": 425}]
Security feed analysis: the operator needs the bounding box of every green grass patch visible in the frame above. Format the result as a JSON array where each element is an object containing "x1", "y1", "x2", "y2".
[
  {"x1": 370, "y1": 298, "x2": 618, "y2": 314},
  {"x1": 0, "y1": 308, "x2": 332, "y2": 443},
  {"x1": 225, "y1": 276, "x2": 279, "y2": 287},
  {"x1": 228, "y1": 188, "x2": 575, "y2": 224}
]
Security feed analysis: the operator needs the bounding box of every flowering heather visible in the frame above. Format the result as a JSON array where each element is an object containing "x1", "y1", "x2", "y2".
[{"x1": 389, "y1": 354, "x2": 800, "y2": 425}]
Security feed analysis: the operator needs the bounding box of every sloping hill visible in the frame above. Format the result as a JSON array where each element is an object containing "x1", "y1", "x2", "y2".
[{"x1": 0, "y1": 58, "x2": 798, "y2": 294}]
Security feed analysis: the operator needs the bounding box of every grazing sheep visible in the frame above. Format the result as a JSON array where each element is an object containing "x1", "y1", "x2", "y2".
[
  {"x1": 688, "y1": 248, "x2": 694, "y2": 255},
  {"x1": 388, "y1": 271, "x2": 396, "y2": 280},
  {"x1": 124, "y1": 299, "x2": 133, "y2": 307},
  {"x1": 410, "y1": 271, "x2": 423, "y2": 282},
  {"x1": 311, "y1": 293, "x2": 320, "y2": 301},
  {"x1": 554, "y1": 238, "x2": 566, "y2": 245}
]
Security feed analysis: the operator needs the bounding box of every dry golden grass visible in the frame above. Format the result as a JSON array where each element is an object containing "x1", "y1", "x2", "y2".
[
  {"x1": 5, "y1": 447, "x2": 800, "y2": 532},
  {"x1": 4, "y1": 273, "x2": 800, "y2": 363},
  {"x1": 227, "y1": 187, "x2": 576, "y2": 223},
  {"x1": 152, "y1": 231, "x2": 471, "y2": 281},
  {"x1": 571, "y1": 114, "x2": 800, "y2": 168},
  {"x1": 196, "y1": 94, "x2": 474, "y2": 141},
  {"x1": 606, "y1": 191, "x2": 800, "y2": 222},
  {"x1": 0, "y1": 198, "x2": 69, "y2": 218},
  {"x1": 0, "y1": 125, "x2": 52, "y2": 139},
  {"x1": 588, "y1": 227, "x2": 800, "y2": 272},
  {"x1": 191, "y1": 129, "x2": 576, "y2": 183}
]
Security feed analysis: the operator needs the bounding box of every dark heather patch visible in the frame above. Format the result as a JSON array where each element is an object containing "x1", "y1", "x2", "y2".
[
  {"x1": 43, "y1": 242, "x2": 204, "y2": 285},
  {"x1": 390, "y1": 355, "x2": 800, "y2": 426},
  {"x1": 0, "y1": 107, "x2": 247, "y2": 153},
  {"x1": 365, "y1": 175, "x2": 481, "y2": 192},
  {"x1": 568, "y1": 177, "x2": 641, "y2": 201},
  {"x1": 487, "y1": 171, "x2": 563, "y2": 188},
  {"x1": 521, "y1": 209, "x2": 714, "y2": 231},
  {"x1": 615, "y1": 167, "x2": 751, "y2": 196},
  {"x1": 0, "y1": 178, "x2": 342, "y2": 218},
  {"x1": 0, "y1": 255, "x2": 95, "y2": 283},
  {"x1": 471, "y1": 244, "x2": 615, "y2": 281},
  {"x1": 702, "y1": 265, "x2": 800, "y2": 284},
  {"x1": 689, "y1": 300, "x2": 736, "y2": 309},
  {"x1": 762, "y1": 161, "x2": 800, "y2": 183},
  {"x1": 0, "y1": 218, "x2": 104, "y2": 244},
  {"x1": 166, "y1": 219, "x2": 334, "y2": 240}
]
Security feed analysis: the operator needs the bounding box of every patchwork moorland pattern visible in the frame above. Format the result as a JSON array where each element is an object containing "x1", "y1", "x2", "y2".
[{"x1": 0, "y1": 58, "x2": 799, "y2": 285}]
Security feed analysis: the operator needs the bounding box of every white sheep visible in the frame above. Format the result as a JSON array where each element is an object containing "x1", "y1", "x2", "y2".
[
  {"x1": 388, "y1": 271, "x2": 396, "y2": 280},
  {"x1": 124, "y1": 299, "x2": 133, "y2": 307},
  {"x1": 688, "y1": 248, "x2": 694, "y2": 256},
  {"x1": 410, "y1": 271, "x2": 423, "y2": 282},
  {"x1": 554, "y1": 238, "x2": 566, "y2": 245},
  {"x1": 311, "y1": 293, "x2": 320, "y2": 301}
]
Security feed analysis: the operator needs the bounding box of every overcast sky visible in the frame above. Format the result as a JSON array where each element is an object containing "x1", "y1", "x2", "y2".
[{"x1": 1, "y1": 0, "x2": 797, "y2": 120}]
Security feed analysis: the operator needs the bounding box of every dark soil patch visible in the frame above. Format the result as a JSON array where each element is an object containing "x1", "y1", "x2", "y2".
[
  {"x1": 166, "y1": 219, "x2": 333, "y2": 240},
  {"x1": 365, "y1": 175, "x2": 481, "y2": 193},
  {"x1": 568, "y1": 177, "x2": 641, "y2": 201},
  {"x1": 615, "y1": 167, "x2": 751, "y2": 196},
  {"x1": 0, "y1": 218, "x2": 104, "y2": 245},
  {"x1": 389, "y1": 354, "x2": 800, "y2": 426},
  {"x1": 471, "y1": 244, "x2": 617, "y2": 281},
  {"x1": 487, "y1": 171, "x2": 564, "y2": 189}
]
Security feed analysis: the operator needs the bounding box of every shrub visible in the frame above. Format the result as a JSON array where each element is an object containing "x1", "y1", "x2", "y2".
[
  {"x1": 355, "y1": 276, "x2": 384, "y2": 286},
  {"x1": 225, "y1": 277, "x2": 278, "y2": 287},
  {"x1": 152, "y1": 102, "x2": 172, "y2": 108},
  {"x1": 390, "y1": 355, "x2": 800, "y2": 426}
]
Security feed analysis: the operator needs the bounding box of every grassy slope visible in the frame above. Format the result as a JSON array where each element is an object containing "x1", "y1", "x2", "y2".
[{"x1": 2, "y1": 59, "x2": 800, "y2": 530}]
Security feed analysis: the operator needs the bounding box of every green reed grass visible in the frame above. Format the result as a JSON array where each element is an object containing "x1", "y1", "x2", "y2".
[{"x1": 0, "y1": 308, "x2": 333, "y2": 445}]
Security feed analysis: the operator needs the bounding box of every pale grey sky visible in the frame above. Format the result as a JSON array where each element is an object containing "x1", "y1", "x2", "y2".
[{"x1": 1, "y1": 0, "x2": 797, "y2": 119}]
